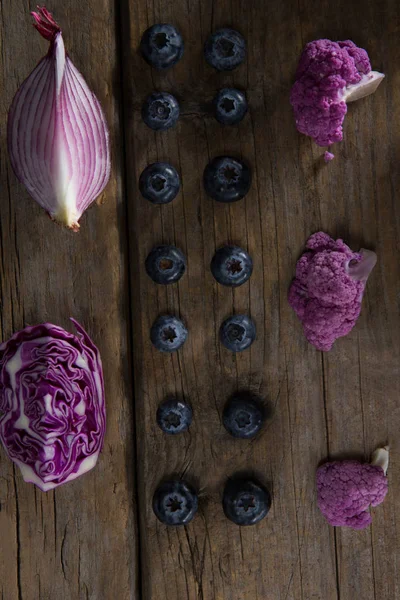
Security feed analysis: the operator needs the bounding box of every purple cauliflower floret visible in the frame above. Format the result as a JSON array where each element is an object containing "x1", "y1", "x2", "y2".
[
  {"x1": 290, "y1": 39, "x2": 384, "y2": 148},
  {"x1": 288, "y1": 232, "x2": 377, "y2": 351},
  {"x1": 317, "y1": 448, "x2": 389, "y2": 529},
  {"x1": 324, "y1": 151, "x2": 335, "y2": 162}
]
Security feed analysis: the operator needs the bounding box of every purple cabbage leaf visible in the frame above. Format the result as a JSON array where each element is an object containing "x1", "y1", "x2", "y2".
[{"x1": 0, "y1": 319, "x2": 105, "y2": 491}]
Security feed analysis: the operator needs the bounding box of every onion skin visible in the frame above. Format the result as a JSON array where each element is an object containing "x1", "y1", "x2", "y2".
[{"x1": 7, "y1": 7, "x2": 111, "y2": 231}]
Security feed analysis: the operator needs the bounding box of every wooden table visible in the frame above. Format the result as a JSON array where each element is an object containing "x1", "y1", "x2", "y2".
[{"x1": 0, "y1": 0, "x2": 399, "y2": 598}]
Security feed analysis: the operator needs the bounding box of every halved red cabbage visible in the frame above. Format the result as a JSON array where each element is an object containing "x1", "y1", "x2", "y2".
[{"x1": 0, "y1": 319, "x2": 105, "y2": 491}]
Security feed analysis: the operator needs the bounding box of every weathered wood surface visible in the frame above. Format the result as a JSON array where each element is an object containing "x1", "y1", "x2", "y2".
[
  {"x1": 1, "y1": 0, "x2": 399, "y2": 598},
  {"x1": 124, "y1": 0, "x2": 400, "y2": 598},
  {"x1": 0, "y1": 1, "x2": 138, "y2": 599}
]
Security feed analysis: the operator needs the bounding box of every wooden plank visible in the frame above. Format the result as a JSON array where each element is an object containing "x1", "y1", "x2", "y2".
[
  {"x1": 297, "y1": 0, "x2": 400, "y2": 598},
  {"x1": 123, "y1": 0, "x2": 400, "y2": 597},
  {"x1": 0, "y1": 2, "x2": 138, "y2": 599},
  {"x1": 117, "y1": 0, "x2": 398, "y2": 597}
]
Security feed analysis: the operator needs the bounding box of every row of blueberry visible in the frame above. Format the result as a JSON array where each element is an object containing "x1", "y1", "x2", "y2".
[
  {"x1": 146, "y1": 245, "x2": 253, "y2": 286},
  {"x1": 141, "y1": 25, "x2": 269, "y2": 528},
  {"x1": 157, "y1": 395, "x2": 264, "y2": 437},
  {"x1": 141, "y1": 24, "x2": 246, "y2": 72},
  {"x1": 150, "y1": 313, "x2": 256, "y2": 353},
  {"x1": 141, "y1": 27, "x2": 254, "y2": 354},
  {"x1": 154, "y1": 395, "x2": 270, "y2": 526},
  {"x1": 153, "y1": 477, "x2": 270, "y2": 527},
  {"x1": 140, "y1": 156, "x2": 252, "y2": 205},
  {"x1": 140, "y1": 25, "x2": 248, "y2": 130},
  {"x1": 142, "y1": 88, "x2": 248, "y2": 130},
  {"x1": 145, "y1": 245, "x2": 254, "y2": 354}
]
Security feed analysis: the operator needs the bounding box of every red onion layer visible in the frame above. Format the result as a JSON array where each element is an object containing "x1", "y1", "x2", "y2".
[{"x1": 7, "y1": 7, "x2": 111, "y2": 231}]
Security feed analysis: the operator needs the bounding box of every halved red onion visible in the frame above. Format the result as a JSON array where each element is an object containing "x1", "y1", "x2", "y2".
[{"x1": 7, "y1": 7, "x2": 110, "y2": 231}]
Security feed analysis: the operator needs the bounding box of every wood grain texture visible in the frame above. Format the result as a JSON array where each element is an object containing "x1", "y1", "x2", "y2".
[
  {"x1": 0, "y1": 2, "x2": 138, "y2": 599},
  {"x1": 0, "y1": 0, "x2": 399, "y2": 598},
  {"x1": 122, "y1": 0, "x2": 400, "y2": 598}
]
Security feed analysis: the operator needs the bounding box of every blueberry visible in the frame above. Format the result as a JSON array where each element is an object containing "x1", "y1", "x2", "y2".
[
  {"x1": 223, "y1": 478, "x2": 271, "y2": 526},
  {"x1": 146, "y1": 246, "x2": 186, "y2": 284},
  {"x1": 157, "y1": 399, "x2": 192, "y2": 434},
  {"x1": 153, "y1": 480, "x2": 198, "y2": 526},
  {"x1": 211, "y1": 246, "x2": 253, "y2": 287},
  {"x1": 140, "y1": 24, "x2": 184, "y2": 70},
  {"x1": 204, "y1": 28, "x2": 246, "y2": 71},
  {"x1": 139, "y1": 163, "x2": 180, "y2": 204},
  {"x1": 220, "y1": 314, "x2": 256, "y2": 352},
  {"x1": 150, "y1": 315, "x2": 188, "y2": 352},
  {"x1": 204, "y1": 156, "x2": 251, "y2": 203},
  {"x1": 223, "y1": 394, "x2": 264, "y2": 438},
  {"x1": 213, "y1": 88, "x2": 248, "y2": 125},
  {"x1": 142, "y1": 92, "x2": 180, "y2": 131}
]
